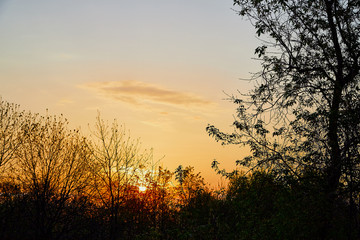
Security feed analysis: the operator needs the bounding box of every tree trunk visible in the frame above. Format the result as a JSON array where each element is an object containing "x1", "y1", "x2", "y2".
[
  {"x1": 327, "y1": 81, "x2": 342, "y2": 197},
  {"x1": 322, "y1": 79, "x2": 343, "y2": 239},
  {"x1": 322, "y1": 1, "x2": 346, "y2": 236}
]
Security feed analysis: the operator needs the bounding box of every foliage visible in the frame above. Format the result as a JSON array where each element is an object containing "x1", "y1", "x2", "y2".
[
  {"x1": 207, "y1": 0, "x2": 360, "y2": 236},
  {"x1": 174, "y1": 165, "x2": 207, "y2": 206},
  {"x1": 2, "y1": 0, "x2": 360, "y2": 238},
  {"x1": 2, "y1": 23, "x2": 360, "y2": 234}
]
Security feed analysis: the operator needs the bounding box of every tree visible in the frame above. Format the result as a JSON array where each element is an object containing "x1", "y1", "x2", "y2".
[
  {"x1": 0, "y1": 99, "x2": 25, "y2": 239},
  {"x1": 140, "y1": 166, "x2": 174, "y2": 236},
  {"x1": 207, "y1": 0, "x2": 360, "y2": 237},
  {"x1": 174, "y1": 166, "x2": 226, "y2": 240},
  {"x1": 117, "y1": 166, "x2": 175, "y2": 239},
  {"x1": 14, "y1": 113, "x2": 91, "y2": 240},
  {"x1": 0, "y1": 99, "x2": 24, "y2": 172},
  {"x1": 88, "y1": 115, "x2": 153, "y2": 240},
  {"x1": 223, "y1": 170, "x2": 343, "y2": 239},
  {"x1": 174, "y1": 165, "x2": 207, "y2": 206}
]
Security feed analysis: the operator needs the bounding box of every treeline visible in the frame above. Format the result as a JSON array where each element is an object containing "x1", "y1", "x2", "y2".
[
  {"x1": 0, "y1": 98, "x2": 358, "y2": 240},
  {"x1": 0, "y1": 99, "x2": 174, "y2": 240}
]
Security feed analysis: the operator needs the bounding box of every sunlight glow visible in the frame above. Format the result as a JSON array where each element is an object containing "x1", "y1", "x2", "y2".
[{"x1": 139, "y1": 186, "x2": 147, "y2": 192}]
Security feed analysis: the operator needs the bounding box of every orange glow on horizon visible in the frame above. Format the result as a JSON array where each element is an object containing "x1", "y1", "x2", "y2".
[{"x1": 139, "y1": 186, "x2": 147, "y2": 192}]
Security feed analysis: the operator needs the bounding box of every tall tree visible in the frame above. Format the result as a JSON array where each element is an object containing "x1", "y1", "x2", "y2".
[
  {"x1": 15, "y1": 113, "x2": 91, "y2": 240},
  {"x1": 88, "y1": 115, "x2": 152, "y2": 240},
  {"x1": 207, "y1": 0, "x2": 360, "y2": 236}
]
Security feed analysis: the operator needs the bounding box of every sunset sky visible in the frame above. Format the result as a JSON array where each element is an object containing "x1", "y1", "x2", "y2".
[{"x1": 0, "y1": 0, "x2": 261, "y2": 185}]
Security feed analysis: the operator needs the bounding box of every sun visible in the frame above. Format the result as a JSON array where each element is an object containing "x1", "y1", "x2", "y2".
[{"x1": 139, "y1": 186, "x2": 147, "y2": 192}]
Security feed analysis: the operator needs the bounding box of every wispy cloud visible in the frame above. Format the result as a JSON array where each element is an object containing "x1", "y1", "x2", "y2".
[{"x1": 82, "y1": 80, "x2": 213, "y2": 108}]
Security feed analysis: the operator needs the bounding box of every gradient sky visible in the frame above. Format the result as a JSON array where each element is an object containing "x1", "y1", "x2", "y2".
[{"x1": 0, "y1": 0, "x2": 261, "y2": 185}]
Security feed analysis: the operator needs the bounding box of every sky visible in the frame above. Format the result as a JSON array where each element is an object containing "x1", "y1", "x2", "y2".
[{"x1": 0, "y1": 0, "x2": 261, "y2": 186}]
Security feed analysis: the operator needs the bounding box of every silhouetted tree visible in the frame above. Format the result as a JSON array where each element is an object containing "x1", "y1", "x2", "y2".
[
  {"x1": 207, "y1": 0, "x2": 360, "y2": 237},
  {"x1": 14, "y1": 113, "x2": 91, "y2": 240},
  {"x1": 140, "y1": 166, "x2": 174, "y2": 237},
  {"x1": 0, "y1": 99, "x2": 24, "y2": 172},
  {"x1": 88, "y1": 115, "x2": 153, "y2": 240},
  {"x1": 223, "y1": 171, "x2": 327, "y2": 239},
  {"x1": 0, "y1": 101, "x2": 182, "y2": 240},
  {"x1": 175, "y1": 165, "x2": 207, "y2": 206},
  {"x1": 173, "y1": 166, "x2": 223, "y2": 239},
  {"x1": 0, "y1": 98, "x2": 25, "y2": 239}
]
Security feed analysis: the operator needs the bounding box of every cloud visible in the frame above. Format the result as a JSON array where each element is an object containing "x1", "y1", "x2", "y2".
[{"x1": 82, "y1": 80, "x2": 213, "y2": 108}]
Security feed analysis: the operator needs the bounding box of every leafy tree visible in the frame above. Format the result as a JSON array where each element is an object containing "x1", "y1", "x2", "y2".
[
  {"x1": 173, "y1": 166, "x2": 222, "y2": 240},
  {"x1": 207, "y1": 0, "x2": 360, "y2": 237},
  {"x1": 141, "y1": 166, "x2": 175, "y2": 237},
  {"x1": 112, "y1": 166, "x2": 175, "y2": 240},
  {"x1": 223, "y1": 171, "x2": 330, "y2": 240},
  {"x1": 174, "y1": 165, "x2": 207, "y2": 206}
]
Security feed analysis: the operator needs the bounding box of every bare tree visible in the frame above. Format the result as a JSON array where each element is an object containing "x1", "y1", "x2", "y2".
[
  {"x1": 0, "y1": 98, "x2": 24, "y2": 173},
  {"x1": 88, "y1": 115, "x2": 152, "y2": 240},
  {"x1": 14, "y1": 113, "x2": 91, "y2": 240}
]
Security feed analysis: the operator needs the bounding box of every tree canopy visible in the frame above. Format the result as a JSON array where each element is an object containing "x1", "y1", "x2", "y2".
[{"x1": 207, "y1": 0, "x2": 360, "y2": 236}]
